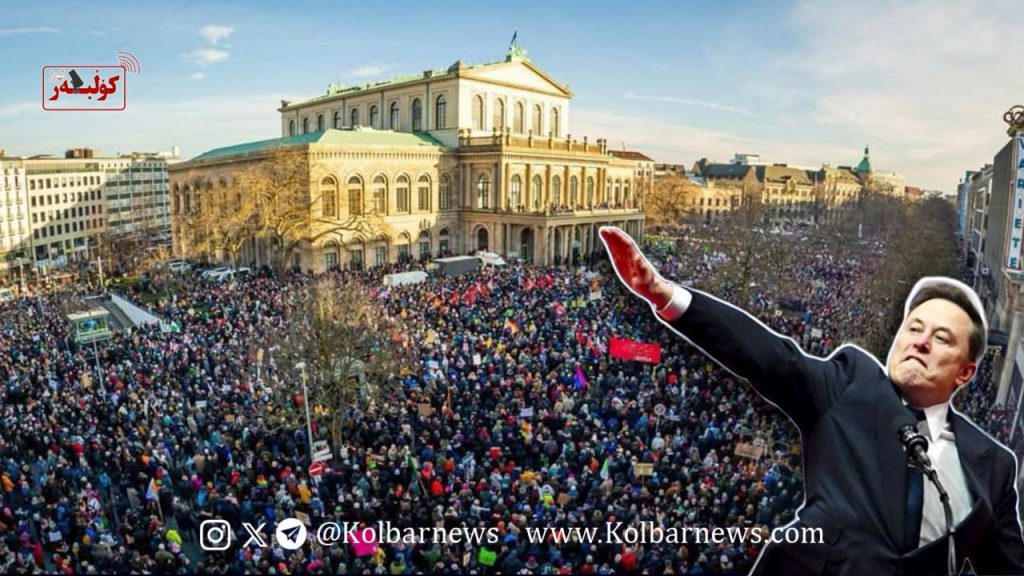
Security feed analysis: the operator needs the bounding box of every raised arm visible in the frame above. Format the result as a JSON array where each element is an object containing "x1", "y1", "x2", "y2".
[{"x1": 599, "y1": 226, "x2": 851, "y2": 428}]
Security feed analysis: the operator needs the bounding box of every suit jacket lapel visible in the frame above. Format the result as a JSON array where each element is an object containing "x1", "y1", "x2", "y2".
[
  {"x1": 950, "y1": 412, "x2": 993, "y2": 505},
  {"x1": 876, "y1": 385, "x2": 914, "y2": 550}
]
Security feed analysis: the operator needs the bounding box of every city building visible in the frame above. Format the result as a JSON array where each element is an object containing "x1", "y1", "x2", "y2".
[
  {"x1": 853, "y1": 145, "x2": 906, "y2": 198},
  {"x1": 683, "y1": 147, "x2": 907, "y2": 227},
  {"x1": 757, "y1": 164, "x2": 818, "y2": 225},
  {"x1": 0, "y1": 155, "x2": 30, "y2": 284},
  {"x1": 170, "y1": 45, "x2": 649, "y2": 271},
  {"x1": 0, "y1": 150, "x2": 174, "y2": 281}
]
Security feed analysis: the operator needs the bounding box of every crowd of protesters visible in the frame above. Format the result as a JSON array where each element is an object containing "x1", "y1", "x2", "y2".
[{"x1": 0, "y1": 223, "x2": 1013, "y2": 575}]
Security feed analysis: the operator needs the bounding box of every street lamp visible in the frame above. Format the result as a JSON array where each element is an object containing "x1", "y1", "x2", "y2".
[{"x1": 295, "y1": 362, "x2": 314, "y2": 463}]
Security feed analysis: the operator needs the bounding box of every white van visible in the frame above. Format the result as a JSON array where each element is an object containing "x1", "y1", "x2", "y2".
[{"x1": 476, "y1": 251, "x2": 507, "y2": 268}]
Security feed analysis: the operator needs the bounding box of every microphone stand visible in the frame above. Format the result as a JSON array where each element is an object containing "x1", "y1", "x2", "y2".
[{"x1": 916, "y1": 464, "x2": 956, "y2": 576}]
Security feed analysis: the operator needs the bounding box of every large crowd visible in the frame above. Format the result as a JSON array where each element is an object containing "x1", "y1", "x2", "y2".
[{"x1": 0, "y1": 224, "x2": 1014, "y2": 574}]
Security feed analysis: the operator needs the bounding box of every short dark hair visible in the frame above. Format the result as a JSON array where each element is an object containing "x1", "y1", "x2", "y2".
[{"x1": 908, "y1": 284, "x2": 985, "y2": 363}]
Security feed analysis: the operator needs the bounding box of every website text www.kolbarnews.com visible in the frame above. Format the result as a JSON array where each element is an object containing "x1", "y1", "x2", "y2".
[{"x1": 200, "y1": 519, "x2": 825, "y2": 551}]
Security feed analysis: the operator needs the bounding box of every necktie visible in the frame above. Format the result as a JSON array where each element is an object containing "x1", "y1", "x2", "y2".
[{"x1": 904, "y1": 406, "x2": 926, "y2": 552}]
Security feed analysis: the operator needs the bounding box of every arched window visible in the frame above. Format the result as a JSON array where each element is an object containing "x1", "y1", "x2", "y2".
[
  {"x1": 438, "y1": 227, "x2": 450, "y2": 255},
  {"x1": 390, "y1": 102, "x2": 400, "y2": 130},
  {"x1": 606, "y1": 181, "x2": 612, "y2": 205},
  {"x1": 570, "y1": 176, "x2": 579, "y2": 206},
  {"x1": 587, "y1": 176, "x2": 595, "y2": 207},
  {"x1": 396, "y1": 175, "x2": 410, "y2": 213},
  {"x1": 317, "y1": 114, "x2": 324, "y2": 132},
  {"x1": 333, "y1": 111, "x2": 341, "y2": 129},
  {"x1": 532, "y1": 104, "x2": 542, "y2": 135},
  {"x1": 435, "y1": 95, "x2": 447, "y2": 130},
  {"x1": 372, "y1": 175, "x2": 387, "y2": 213},
  {"x1": 552, "y1": 175, "x2": 562, "y2": 206},
  {"x1": 493, "y1": 98, "x2": 505, "y2": 131},
  {"x1": 347, "y1": 176, "x2": 363, "y2": 216},
  {"x1": 513, "y1": 102, "x2": 524, "y2": 133},
  {"x1": 411, "y1": 98, "x2": 422, "y2": 132},
  {"x1": 476, "y1": 173, "x2": 490, "y2": 209},
  {"x1": 321, "y1": 177, "x2": 337, "y2": 218},
  {"x1": 350, "y1": 108, "x2": 359, "y2": 127},
  {"x1": 417, "y1": 175, "x2": 431, "y2": 211},
  {"x1": 472, "y1": 95, "x2": 484, "y2": 131},
  {"x1": 369, "y1": 105, "x2": 379, "y2": 129},
  {"x1": 440, "y1": 174, "x2": 452, "y2": 210},
  {"x1": 302, "y1": 117, "x2": 309, "y2": 134},
  {"x1": 510, "y1": 175, "x2": 522, "y2": 209},
  {"x1": 624, "y1": 181, "x2": 631, "y2": 205},
  {"x1": 550, "y1": 107, "x2": 560, "y2": 137},
  {"x1": 288, "y1": 120, "x2": 295, "y2": 136},
  {"x1": 531, "y1": 175, "x2": 542, "y2": 210},
  {"x1": 418, "y1": 230, "x2": 431, "y2": 260},
  {"x1": 614, "y1": 179, "x2": 622, "y2": 204}
]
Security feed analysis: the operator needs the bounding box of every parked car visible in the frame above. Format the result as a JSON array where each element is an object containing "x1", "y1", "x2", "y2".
[
  {"x1": 200, "y1": 265, "x2": 232, "y2": 280},
  {"x1": 163, "y1": 259, "x2": 192, "y2": 273}
]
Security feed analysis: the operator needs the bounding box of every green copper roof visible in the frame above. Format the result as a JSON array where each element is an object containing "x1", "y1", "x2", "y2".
[
  {"x1": 192, "y1": 129, "x2": 446, "y2": 162},
  {"x1": 854, "y1": 145, "x2": 872, "y2": 174}
]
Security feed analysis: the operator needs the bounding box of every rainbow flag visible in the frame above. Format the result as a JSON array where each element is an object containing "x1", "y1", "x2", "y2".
[{"x1": 574, "y1": 366, "x2": 588, "y2": 390}]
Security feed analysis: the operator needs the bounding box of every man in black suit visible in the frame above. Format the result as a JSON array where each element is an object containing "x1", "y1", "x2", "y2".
[{"x1": 600, "y1": 226, "x2": 1024, "y2": 575}]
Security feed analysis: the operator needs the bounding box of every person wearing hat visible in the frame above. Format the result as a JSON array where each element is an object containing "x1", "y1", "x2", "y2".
[{"x1": 601, "y1": 225, "x2": 1024, "y2": 575}]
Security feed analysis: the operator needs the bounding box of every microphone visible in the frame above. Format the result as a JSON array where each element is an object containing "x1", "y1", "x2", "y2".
[
  {"x1": 893, "y1": 413, "x2": 957, "y2": 576},
  {"x1": 895, "y1": 417, "x2": 932, "y2": 473}
]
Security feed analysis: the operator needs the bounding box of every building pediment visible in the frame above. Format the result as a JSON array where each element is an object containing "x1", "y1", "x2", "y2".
[{"x1": 461, "y1": 60, "x2": 572, "y2": 97}]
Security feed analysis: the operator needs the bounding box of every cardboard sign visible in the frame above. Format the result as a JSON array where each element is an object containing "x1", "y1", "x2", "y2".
[
  {"x1": 633, "y1": 462, "x2": 655, "y2": 477},
  {"x1": 734, "y1": 442, "x2": 765, "y2": 460},
  {"x1": 418, "y1": 403, "x2": 435, "y2": 417}
]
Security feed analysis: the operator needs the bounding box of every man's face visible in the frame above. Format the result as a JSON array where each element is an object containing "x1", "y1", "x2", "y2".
[{"x1": 887, "y1": 298, "x2": 977, "y2": 406}]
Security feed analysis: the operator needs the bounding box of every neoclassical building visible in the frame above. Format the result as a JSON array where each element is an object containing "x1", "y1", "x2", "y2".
[{"x1": 170, "y1": 46, "x2": 650, "y2": 271}]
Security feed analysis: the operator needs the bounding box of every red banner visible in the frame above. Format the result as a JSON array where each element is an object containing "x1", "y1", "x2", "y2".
[{"x1": 609, "y1": 337, "x2": 662, "y2": 364}]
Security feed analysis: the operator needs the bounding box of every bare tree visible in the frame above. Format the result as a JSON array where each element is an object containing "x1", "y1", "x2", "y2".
[
  {"x1": 178, "y1": 147, "x2": 390, "y2": 271},
  {"x1": 265, "y1": 277, "x2": 414, "y2": 458},
  {"x1": 857, "y1": 197, "x2": 960, "y2": 357},
  {"x1": 235, "y1": 148, "x2": 389, "y2": 271},
  {"x1": 647, "y1": 173, "x2": 701, "y2": 227}
]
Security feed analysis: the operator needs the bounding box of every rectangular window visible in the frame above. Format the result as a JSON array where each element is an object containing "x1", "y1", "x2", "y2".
[
  {"x1": 324, "y1": 251, "x2": 338, "y2": 270},
  {"x1": 350, "y1": 250, "x2": 363, "y2": 271},
  {"x1": 419, "y1": 241, "x2": 430, "y2": 260},
  {"x1": 375, "y1": 245, "x2": 386, "y2": 267},
  {"x1": 398, "y1": 244, "x2": 410, "y2": 259}
]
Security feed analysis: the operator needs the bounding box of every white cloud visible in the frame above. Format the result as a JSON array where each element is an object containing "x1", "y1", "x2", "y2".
[
  {"x1": 183, "y1": 48, "x2": 229, "y2": 66},
  {"x1": 0, "y1": 27, "x2": 58, "y2": 35},
  {"x1": 189, "y1": 72, "x2": 205, "y2": 80},
  {"x1": 755, "y1": 0, "x2": 1024, "y2": 190},
  {"x1": 88, "y1": 30, "x2": 106, "y2": 37},
  {"x1": 348, "y1": 65, "x2": 389, "y2": 77},
  {"x1": 625, "y1": 93, "x2": 756, "y2": 118},
  {"x1": 573, "y1": 107, "x2": 859, "y2": 169},
  {"x1": 199, "y1": 25, "x2": 234, "y2": 46}
]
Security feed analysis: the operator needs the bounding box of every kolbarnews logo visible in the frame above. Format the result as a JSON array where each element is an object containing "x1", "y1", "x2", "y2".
[{"x1": 42, "y1": 51, "x2": 140, "y2": 111}]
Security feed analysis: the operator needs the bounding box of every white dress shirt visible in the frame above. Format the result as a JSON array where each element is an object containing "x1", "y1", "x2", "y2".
[
  {"x1": 653, "y1": 284, "x2": 973, "y2": 547},
  {"x1": 916, "y1": 402, "x2": 973, "y2": 546}
]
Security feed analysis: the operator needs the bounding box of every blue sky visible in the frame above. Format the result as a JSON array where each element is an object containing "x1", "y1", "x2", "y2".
[{"x1": 2, "y1": 0, "x2": 1021, "y2": 192}]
